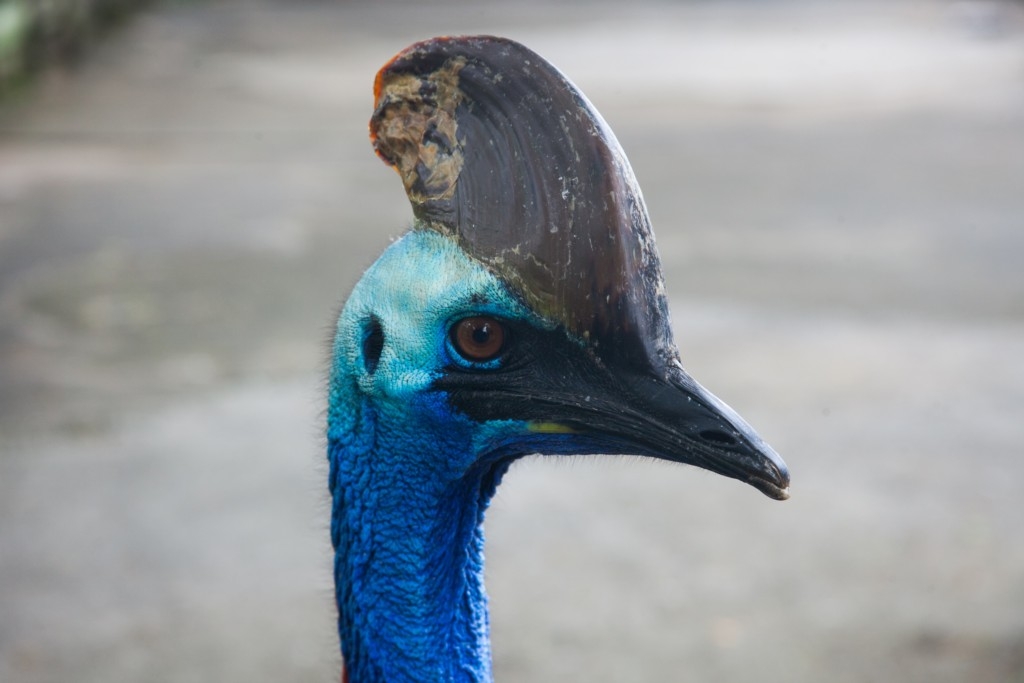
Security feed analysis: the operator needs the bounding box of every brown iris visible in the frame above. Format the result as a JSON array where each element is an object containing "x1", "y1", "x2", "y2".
[{"x1": 451, "y1": 316, "x2": 506, "y2": 362}]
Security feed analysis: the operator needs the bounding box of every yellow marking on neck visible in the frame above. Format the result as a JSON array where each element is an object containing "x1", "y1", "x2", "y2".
[{"x1": 528, "y1": 422, "x2": 576, "y2": 434}]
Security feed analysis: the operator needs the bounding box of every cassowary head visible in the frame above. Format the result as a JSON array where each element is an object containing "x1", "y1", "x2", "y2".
[
  {"x1": 332, "y1": 36, "x2": 788, "y2": 499},
  {"x1": 327, "y1": 35, "x2": 789, "y2": 683}
]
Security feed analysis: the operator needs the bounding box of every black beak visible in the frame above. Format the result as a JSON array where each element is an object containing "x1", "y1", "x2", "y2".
[
  {"x1": 594, "y1": 362, "x2": 790, "y2": 500},
  {"x1": 438, "y1": 324, "x2": 790, "y2": 501}
]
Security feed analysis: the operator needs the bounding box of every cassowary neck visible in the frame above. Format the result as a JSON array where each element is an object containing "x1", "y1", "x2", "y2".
[{"x1": 328, "y1": 397, "x2": 499, "y2": 683}]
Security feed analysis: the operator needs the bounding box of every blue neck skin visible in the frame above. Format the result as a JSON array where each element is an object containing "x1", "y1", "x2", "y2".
[
  {"x1": 327, "y1": 397, "x2": 500, "y2": 683},
  {"x1": 327, "y1": 231, "x2": 542, "y2": 683}
]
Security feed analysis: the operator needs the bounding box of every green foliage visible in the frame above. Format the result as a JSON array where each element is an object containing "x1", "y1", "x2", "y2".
[
  {"x1": 0, "y1": 0, "x2": 153, "y2": 96},
  {"x1": 0, "y1": 1, "x2": 29, "y2": 81}
]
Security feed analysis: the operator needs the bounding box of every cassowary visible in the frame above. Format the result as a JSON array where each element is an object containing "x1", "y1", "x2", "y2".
[{"x1": 327, "y1": 36, "x2": 789, "y2": 683}]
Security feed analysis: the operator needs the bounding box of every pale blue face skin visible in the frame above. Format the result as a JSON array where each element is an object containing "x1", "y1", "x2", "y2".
[
  {"x1": 328, "y1": 228, "x2": 557, "y2": 474},
  {"x1": 335, "y1": 230, "x2": 534, "y2": 395}
]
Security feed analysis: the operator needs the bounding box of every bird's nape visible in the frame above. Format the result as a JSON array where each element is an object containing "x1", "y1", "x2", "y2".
[{"x1": 328, "y1": 34, "x2": 790, "y2": 683}]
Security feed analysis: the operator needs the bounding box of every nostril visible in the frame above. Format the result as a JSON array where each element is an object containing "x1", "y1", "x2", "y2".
[{"x1": 699, "y1": 429, "x2": 738, "y2": 446}]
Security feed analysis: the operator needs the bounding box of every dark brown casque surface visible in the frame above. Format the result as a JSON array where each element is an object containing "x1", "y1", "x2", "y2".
[{"x1": 370, "y1": 35, "x2": 677, "y2": 371}]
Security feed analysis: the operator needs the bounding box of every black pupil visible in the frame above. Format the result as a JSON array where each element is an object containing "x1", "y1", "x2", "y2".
[{"x1": 471, "y1": 324, "x2": 491, "y2": 345}]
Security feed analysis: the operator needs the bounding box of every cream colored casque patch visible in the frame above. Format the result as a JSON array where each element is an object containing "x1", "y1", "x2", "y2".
[{"x1": 371, "y1": 57, "x2": 467, "y2": 210}]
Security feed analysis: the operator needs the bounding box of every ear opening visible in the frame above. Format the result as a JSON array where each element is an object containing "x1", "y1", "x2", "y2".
[{"x1": 362, "y1": 316, "x2": 385, "y2": 375}]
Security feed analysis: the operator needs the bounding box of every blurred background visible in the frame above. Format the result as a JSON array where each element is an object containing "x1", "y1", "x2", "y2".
[{"x1": 1, "y1": 0, "x2": 1023, "y2": 681}]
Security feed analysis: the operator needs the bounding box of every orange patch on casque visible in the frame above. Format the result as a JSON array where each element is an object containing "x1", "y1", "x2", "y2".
[{"x1": 372, "y1": 36, "x2": 459, "y2": 107}]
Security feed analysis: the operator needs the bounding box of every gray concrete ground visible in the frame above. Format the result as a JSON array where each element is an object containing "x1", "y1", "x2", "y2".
[{"x1": 1, "y1": 1, "x2": 1023, "y2": 681}]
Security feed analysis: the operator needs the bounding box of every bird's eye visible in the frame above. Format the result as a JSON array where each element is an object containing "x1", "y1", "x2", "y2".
[{"x1": 450, "y1": 316, "x2": 507, "y2": 363}]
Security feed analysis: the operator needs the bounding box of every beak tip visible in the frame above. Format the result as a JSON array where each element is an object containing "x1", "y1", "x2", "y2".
[
  {"x1": 744, "y1": 452, "x2": 790, "y2": 500},
  {"x1": 753, "y1": 471, "x2": 790, "y2": 501},
  {"x1": 758, "y1": 447, "x2": 790, "y2": 501}
]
